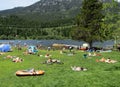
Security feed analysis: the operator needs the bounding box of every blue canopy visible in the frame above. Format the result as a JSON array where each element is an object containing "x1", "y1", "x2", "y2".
[{"x1": 0, "y1": 44, "x2": 11, "y2": 52}]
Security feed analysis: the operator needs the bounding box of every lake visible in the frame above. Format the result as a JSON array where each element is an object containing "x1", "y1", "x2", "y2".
[{"x1": 0, "y1": 39, "x2": 116, "y2": 48}]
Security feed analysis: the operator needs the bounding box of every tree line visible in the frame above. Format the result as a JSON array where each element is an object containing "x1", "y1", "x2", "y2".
[{"x1": 0, "y1": 15, "x2": 74, "y2": 39}]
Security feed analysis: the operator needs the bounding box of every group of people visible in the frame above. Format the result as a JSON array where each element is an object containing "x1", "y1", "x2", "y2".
[{"x1": 5, "y1": 55, "x2": 23, "y2": 63}]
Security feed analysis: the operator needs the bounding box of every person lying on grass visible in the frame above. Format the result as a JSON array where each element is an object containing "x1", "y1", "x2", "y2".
[
  {"x1": 71, "y1": 66, "x2": 87, "y2": 71},
  {"x1": 5, "y1": 55, "x2": 18, "y2": 59},
  {"x1": 0, "y1": 52, "x2": 5, "y2": 55},
  {"x1": 88, "y1": 52, "x2": 101, "y2": 57},
  {"x1": 96, "y1": 57, "x2": 117, "y2": 63},
  {"x1": 105, "y1": 58, "x2": 117, "y2": 63},
  {"x1": 6, "y1": 55, "x2": 14, "y2": 59},
  {"x1": 12, "y1": 57, "x2": 23, "y2": 63},
  {"x1": 42, "y1": 58, "x2": 63, "y2": 64}
]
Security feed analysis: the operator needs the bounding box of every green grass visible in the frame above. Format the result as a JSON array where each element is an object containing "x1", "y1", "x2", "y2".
[{"x1": 0, "y1": 47, "x2": 120, "y2": 87}]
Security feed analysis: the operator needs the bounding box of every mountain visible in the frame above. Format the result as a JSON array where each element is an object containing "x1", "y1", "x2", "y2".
[
  {"x1": 0, "y1": 0, "x2": 83, "y2": 22},
  {"x1": 0, "y1": 0, "x2": 119, "y2": 23}
]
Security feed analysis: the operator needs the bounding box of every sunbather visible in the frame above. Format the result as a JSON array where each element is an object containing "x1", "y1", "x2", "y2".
[
  {"x1": 97, "y1": 57, "x2": 117, "y2": 63},
  {"x1": 71, "y1": 66, "x2": 87, "y2": 71},
  {"x1": 6, "y1": 55, "x2": 13, "y2": 59},
  {"x1": 12, "y1": 57, "x2": 23, "y2": 63},
  {"x1": 88, "y1": 52, "x2": 101, "y2": 57},
  {"x1": 105, "y1": 58, "x2": 117, "y2": 63},
  {"x1": 42, "y1": 58, "x2": 63, "y2": 64}
]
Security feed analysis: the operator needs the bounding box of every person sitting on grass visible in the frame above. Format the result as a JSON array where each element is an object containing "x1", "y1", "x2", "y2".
[
  {"x1": 46, "y1": 58, "x2": 52, "y2": 64},
  {"x1": 99, "y1": 57, "x2": 106, "y2": 62},
  {"x1": 41, "y1": 58, "x2": 53, "y2": 64},
  {"x1": 28, "y1": 68, "x2": 36, "y2": 74},
  {"x1": 45, "y1": 54, "x2": 52, "y2": 58}
]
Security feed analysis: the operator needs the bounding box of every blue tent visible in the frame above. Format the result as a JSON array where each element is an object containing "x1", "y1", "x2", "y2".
[
  {"x1": 0, "y1": 44, "x2": 11, "y2": 52},
  {"x1": 28, "y1": 45, "x2": 38, "y2": 54}
]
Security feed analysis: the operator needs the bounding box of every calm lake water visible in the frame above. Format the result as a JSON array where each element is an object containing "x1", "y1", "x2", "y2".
[{"x1": 0, "y1": 39, "x2": 115, "y2": 47}]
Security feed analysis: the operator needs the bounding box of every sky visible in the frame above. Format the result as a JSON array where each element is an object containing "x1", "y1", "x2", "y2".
[
  {"x1": 0, "y1": 0, "x2": 120, "y2": 11},
  {"x1": 0, "y1": 0, "x2": 40, "y2": 11}
]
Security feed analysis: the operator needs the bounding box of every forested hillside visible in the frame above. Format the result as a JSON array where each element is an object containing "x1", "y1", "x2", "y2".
[{"x1": 0, "y1": 15, "x2": 75, "y2": 39}]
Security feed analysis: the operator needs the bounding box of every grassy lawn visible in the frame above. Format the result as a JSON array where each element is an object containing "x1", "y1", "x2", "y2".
[{"x1": 0, "y1": 47, "x2": 120, "y2": 87}]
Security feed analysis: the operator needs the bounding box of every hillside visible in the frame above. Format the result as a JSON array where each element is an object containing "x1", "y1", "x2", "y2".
[
  {"x1": 0, "y1": 0, "x2": 83, "y2": 22},
  {"x1": 0, "y1": 0, "x2": 119, "y2": 23}
]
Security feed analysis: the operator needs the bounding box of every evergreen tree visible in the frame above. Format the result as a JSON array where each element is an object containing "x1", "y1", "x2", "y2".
[
  {"x1": 72, "y1": 0, "x2": 103, "y2": 47},
  {"x1": 102, "y1": 0, "x2": 120, "y2": 41}
]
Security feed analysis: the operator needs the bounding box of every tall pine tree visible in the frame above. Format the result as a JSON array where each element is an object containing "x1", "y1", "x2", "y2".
[{"x1": 72, "y1": 0, "x2": 103, "y2": 47}]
